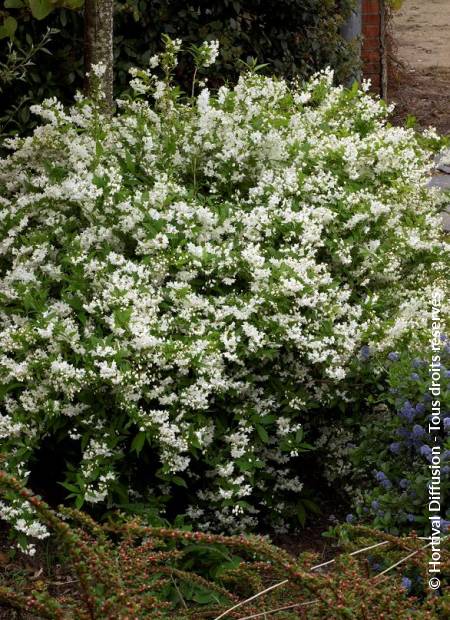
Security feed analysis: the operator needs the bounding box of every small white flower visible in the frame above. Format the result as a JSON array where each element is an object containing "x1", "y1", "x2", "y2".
[{"x1": 149, "y1": 54, "x2": 159, "y2": 68}]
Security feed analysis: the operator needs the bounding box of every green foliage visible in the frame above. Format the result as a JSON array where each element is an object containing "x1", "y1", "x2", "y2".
[
  {"x1": 0, "y1": 471, "x2": 449, "y2": 619},
  {"x1": 0, "y1": 0, "x2": 359, "y2": 139},
  {"x1": 112, "y1": 0, "x2": 358, "y2": 87},
  {"x1": 313, "y1": 331, "x2": 450, "y2": 537},
  {"x1": 386, "y1": 0, "x2": 405, "y2": 10},
  {"x1": 0, "y1": 15, "x2": 17, "y2": 39},
  {"x1": 0, "y1": 26, "x2": 54, "y2": 88},
  {"x1": 351, "y1": 339, "x2": 450, "y2": 535},
  {"x1": 0, "y1": 9, "x2": 83, "y2": 141},
  {"x1": 2, "y1": 0, "x2": 83, "y2": 20}
]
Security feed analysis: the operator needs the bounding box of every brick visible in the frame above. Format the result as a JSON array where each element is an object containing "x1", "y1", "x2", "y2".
[
  {"x1": 362, "y1": 14, "x2": 381, "y2": 26},
  {"x1": 363, "y1": 72, "x2": 380, "y2": 83},
  {"x1": 362, "y1": 24, "x2": 380, "y2": 37},
  {"x1": 361, "y1": 39, "x2": 381, "y2": 53},
  {"x1": 362, "y1": 0, "x2": 381, "y2": 14},
  {"x1": 363, "y1": 38, "x2": 381, "y2": 51},
  {"x1": 364, "y1": 35, "x2": 381, "y2": 43},
  {"x1": 361, "y1": 49, "x2": 381, "y2": 62},
  {"x1": 361, "y1": 0, "x2": 385, "y2": 96},
  {"x1": 362, "y1": 61, "x2": 382, "y2": 73}
]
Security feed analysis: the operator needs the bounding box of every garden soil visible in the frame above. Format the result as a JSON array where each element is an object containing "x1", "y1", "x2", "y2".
[{"x1": 389, "y1": 0, "x2": 450, "y2": 135}]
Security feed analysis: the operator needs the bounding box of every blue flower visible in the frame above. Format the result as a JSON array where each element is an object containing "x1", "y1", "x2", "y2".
[
  {"x1": 399, "y1": 401, "x2": 415, "y2": 422},
  {"x1": 442, "y1": 466, "x2": 450, "y2": 475},
  {"x1": 388, "y1": 352, "x2": 400, "y2": 362},
  {"x1": 415, "y1": 403, "x2": 425, "y2": 414},
  {"x1": 440, "y1": 519, "x2": 450, "y2": 533},
  {"x1": 412, "y1": 424, "x2": 425, "y2": 438},
  {"x1": 399, "y1": 479, "x2": 409, "y2": 489},
  {"x1": 412, "y1": 358, "x2": 423, "y2": 368},
  {"x1": 420, "y1": 445, "x2": 432, "y2": 458},
  {"x1": 359, "y1": 345, "x2": 371, "y2": 360},
  {"x1": 444, "y1": 418, "x2": 450, "y2": 431},
  {"x1": 389, "y1": 442, "x2": 401, "y2": 454},
  {"x1": 396, "y1": 427, "x2": 409, "y2": 439},
  {"x1": 346, "y1": 513, "x2": 354, "y2": 523},
  {"x1": 410, "y1": 373, "x2": 420, "y2": 381},
  {"x1": 445, "y1": 370, "x2": 450, "y2": 379},
  {"x1": 371, "y1": 500, "x2": 380, "y2": 511},
  {"x1": 443, "y1": 450, "x2": 450, "y2": 461},
  {"x1": 406, "y1": 513, "x2": 415, "y2": 523},
  {"x1": 440, "y1": 333, "x2": 448, "y2": 342},
  {"x1": 401, "y1": 576, "x2": 412, "y2": 591},
  {"x1": 372, "y1": 562, "x2": 382, "y2": 573}
]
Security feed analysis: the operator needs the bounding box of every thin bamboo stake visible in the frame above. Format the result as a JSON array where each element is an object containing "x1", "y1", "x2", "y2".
[
  {"x1": 236, "y1": 599, "x2": 319, "y2": 620},
  {"x1": 214, "y1": 539, "x2": 391, "y2": 619},
  {"x1": 374, "y1": 541, "x2": 432, "y2": 579},
  {"x1": 213, "y1": 579, "x2": 289, "y2": 620},
  {"x1": 310, "y1": 540, "x2": 390, "y2": 571},
  {"x1": 215, "y1": 534, "x2": 445, "y2": 620}
]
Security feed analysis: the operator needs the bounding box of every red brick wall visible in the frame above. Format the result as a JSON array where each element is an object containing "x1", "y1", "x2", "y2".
[{"x1": 361, "y1": 0, "x2": 387, "y2": 96}]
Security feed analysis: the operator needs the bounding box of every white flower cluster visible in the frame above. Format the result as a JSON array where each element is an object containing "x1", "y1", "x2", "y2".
[
  {"x1": 199, "y1": 40, "x2": 220, "y2": 67},
  {"x1": 0, "y1": 499, "x2": 49, "y2": 555},
  {"x1": 0, "y1": 56, "x2": 448, "y2": 534}
]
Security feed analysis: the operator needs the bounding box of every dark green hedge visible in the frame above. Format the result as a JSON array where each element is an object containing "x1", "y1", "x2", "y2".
[{"x1": 1, "y1": 0, "x2": 357, "y2": 138}]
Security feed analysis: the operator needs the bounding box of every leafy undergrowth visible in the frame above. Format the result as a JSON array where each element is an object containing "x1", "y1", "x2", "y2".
[{"x1": 0, "y1": 473, "x2": 448, "y2": 619}]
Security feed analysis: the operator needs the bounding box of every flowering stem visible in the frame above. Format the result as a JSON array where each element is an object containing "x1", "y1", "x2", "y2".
[{"x1": 191, "y1": 67, "x2": 198, "y2": 98}]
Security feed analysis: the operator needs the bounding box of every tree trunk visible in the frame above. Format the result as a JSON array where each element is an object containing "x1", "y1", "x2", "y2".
[{"x1": 84, "y1": 0, "x2": 114, "y2": 112}]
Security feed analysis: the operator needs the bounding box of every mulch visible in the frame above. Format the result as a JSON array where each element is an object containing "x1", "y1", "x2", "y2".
[{"x1": 388, "y1": 53, "x2": 450, "y2": 136}]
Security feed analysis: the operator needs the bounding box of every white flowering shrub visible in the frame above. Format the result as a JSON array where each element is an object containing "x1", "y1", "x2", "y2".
[{"x1": 0, "y1": 40, "x2": 448, "y2": 537}]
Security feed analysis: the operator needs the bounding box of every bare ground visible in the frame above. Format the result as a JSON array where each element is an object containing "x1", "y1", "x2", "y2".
[{"x1": 388, "y1": 0, "x2": 450, "y2": 136}]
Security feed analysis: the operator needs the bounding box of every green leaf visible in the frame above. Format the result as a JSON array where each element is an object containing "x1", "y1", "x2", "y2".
[
  {"x1": 64, "y1": 0, "x2": 84, "y2": 8},
  {"x1": 172, "y1": 476, "x2": 187, "y2": 488},
  {"x1": 192, "y1": 590, "x2": 216, "y2": 604},
  {"x1": 213, "y1": 557, "x2": 241, "y2": 577},
  {"x1": 75, "y1": 495, "x2": 84, "y2": 509},
  {"x1": 0, "y1": 381, "x2": 22, "y2": 399},
  {"x1": 298, "y1": 442, "x2": 314, "y2": 451},
  {"x1": 302, "y1": 498, "x2": 321, "y2": 514},
  {"x1": 236, "y1": 457, "x2": 253, "y2": 472},
  {"x1": 4, "y1": 0, "x2": 24, "y2": 8},
  {"x1": 350, "y1": 79, "x2": 359, "y2": 96},
  {"x1": 59, "y1": 481, "x2": 79, "y2": 494},
  {"x1": 255, "y1": 424, "x2": 269, "y2": 443},
  {"x1": 131, "y1": 431, "x2": 146, "y2": 454},
  {"x1": 296, "y1": 502, "x2": 306, "y2": 527},
  {"x1": 29, "y1": 0, "x2": 54, "y2": 20},
  {"x1": 0, "y1": 16, "x2": 17, "y2": 39}
]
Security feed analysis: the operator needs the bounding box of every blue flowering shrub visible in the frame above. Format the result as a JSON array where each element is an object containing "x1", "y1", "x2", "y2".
[
  {"x1": 350, "y1": 338, "x2": 450, "y2": 534},
  {"x1": 0, "y1": 38, "x2": 449, "y2": 549}
]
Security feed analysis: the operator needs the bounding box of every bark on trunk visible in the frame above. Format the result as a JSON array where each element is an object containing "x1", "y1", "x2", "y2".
[{"x1": 84, "y1": 0, "x2": 114, "y2": 112}]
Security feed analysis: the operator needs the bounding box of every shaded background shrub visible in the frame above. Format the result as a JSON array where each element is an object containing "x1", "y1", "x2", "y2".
[{"x1": 0, "y1": 0, "x2": 358, "y2": 139}]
